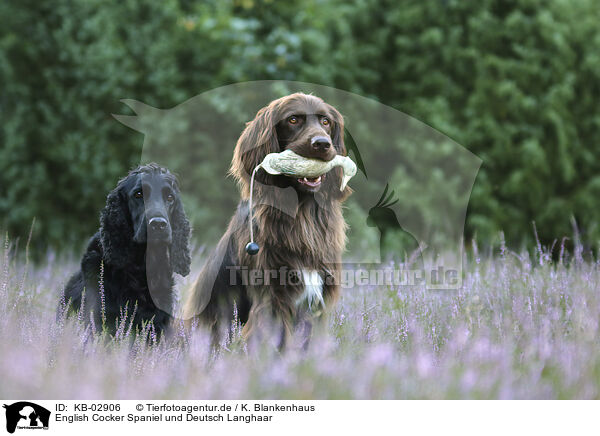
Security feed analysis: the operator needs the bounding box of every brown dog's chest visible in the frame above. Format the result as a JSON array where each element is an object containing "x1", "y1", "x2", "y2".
[{"x1": 253, "y1": 201, "x2": 343, "y2": 267}]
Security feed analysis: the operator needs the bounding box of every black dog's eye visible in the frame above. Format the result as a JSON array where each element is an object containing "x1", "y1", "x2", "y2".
[
  {"x1": 166, "y1": 193, "x2": 175, "y2": 203},
  {"x1": 134, "y1": 190, "x2": 143, "y2": 199},
  {"x1": 321, "y1": 117, "x2": 330, "y2": 126},
  {"x1": 288, "y1": 116, "x2": 299, "y2": 125}
]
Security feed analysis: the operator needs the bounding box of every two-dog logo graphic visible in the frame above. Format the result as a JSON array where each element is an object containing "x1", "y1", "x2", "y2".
[{"x1": 2, "y1": 402, "x2": 50, "y2": 434}]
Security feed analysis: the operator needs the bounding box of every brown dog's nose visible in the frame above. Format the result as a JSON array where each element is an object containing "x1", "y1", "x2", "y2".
[{"x1": 311, "y1": 136, "x2": 331, "y2": 152}]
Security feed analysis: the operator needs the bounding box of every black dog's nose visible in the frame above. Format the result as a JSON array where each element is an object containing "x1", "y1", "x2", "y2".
[
  {"x1": 311, "y1": 136, "x2": 331, "y2": 151},
  {"x1": 149, "y1": 217, "x2": 168, "y2": 232}
]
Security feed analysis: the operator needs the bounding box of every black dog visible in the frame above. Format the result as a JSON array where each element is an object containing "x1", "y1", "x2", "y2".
[{"x1": 61, "y1": 163, "x2": 191, "y2": 337}]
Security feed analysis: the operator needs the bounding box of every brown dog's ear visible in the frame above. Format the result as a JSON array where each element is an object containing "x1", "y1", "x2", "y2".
[
  {"x1": 322, "y1": 104, "x2": 351, "y2": 201},
  {"x1": 328, "y1": 104, "x2": 346, "y2": 156},
  {"x1": 230, "y1": 103, "x2": 280, "y2": 197}
]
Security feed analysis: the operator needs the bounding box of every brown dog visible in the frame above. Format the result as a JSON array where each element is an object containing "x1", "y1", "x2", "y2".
[{"x1": 183, "y1": 93, "x2": 351, "y2": 348}]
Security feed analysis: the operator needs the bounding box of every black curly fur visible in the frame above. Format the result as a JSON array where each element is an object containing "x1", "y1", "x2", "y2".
[{"x1": 60, "y1": 163, "x2": 191, "y2": 337}]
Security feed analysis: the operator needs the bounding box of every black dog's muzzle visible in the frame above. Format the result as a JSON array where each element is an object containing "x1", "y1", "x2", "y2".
[{"x1": 147, "y1": 215, "x2": 172, "y2": 243}]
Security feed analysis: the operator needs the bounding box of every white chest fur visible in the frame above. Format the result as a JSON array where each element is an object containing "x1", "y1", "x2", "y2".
[{"x1": 296, "y1": 270, "x2": 325, "y2": 311}]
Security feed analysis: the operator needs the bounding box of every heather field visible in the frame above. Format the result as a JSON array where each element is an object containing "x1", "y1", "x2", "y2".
[{"x1": 2, "y1": 236, "x2": 600, "y2": 400}]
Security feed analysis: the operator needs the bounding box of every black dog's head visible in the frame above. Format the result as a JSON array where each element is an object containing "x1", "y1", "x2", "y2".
[
  {"x1": 232, "y1": 93, "x2": 348, "y2": 196},
  {"x1": 100, "y1": 163, "x2": 191, "y2": 275}
]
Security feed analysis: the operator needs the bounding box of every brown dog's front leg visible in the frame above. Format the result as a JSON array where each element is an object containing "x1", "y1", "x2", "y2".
[{"x1": 241, "y1": 297, "x2": 270, "y2": 347}]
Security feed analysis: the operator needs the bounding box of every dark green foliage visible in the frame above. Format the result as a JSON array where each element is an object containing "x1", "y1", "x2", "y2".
[
  {"x1": 0, "y1": 0, "x2": 184, "y2": 249},
  {"x1": 328, "y1": 0, "x2": 600, "y2": 246},
  {"x1": 1, "y1": 0, "x2": 599, "y2": 252}
]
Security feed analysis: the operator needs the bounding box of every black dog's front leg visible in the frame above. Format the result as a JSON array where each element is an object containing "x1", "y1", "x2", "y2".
[{"x1": 61, "y1": 233, "x2": 103, "y2": 325}]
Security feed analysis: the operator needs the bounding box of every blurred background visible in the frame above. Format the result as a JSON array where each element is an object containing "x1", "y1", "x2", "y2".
[{"x1": 1, "y1": 0, "x2": 599, "y2": 256}]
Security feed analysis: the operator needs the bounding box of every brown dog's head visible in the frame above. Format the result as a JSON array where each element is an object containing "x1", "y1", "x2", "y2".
[{"x1": 231, "y1": 93, "x2": 348, "y2": 197}]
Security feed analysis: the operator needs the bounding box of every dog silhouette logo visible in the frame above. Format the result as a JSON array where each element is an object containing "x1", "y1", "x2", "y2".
[
  {"x1": 2, "y1": 402, "x2": 50, "y2": 434},
  {"x1": 114, "y1": 81, "x2": 482, "y2": 292}
]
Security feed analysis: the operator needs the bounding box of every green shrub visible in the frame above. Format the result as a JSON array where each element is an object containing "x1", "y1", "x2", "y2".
[{"x1": 1, "y1": 0, "x2": 599, "y2": 253}]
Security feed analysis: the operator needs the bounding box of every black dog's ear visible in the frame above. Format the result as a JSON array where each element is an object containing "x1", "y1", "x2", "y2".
[
  {"x1": 100, "y1": 186, "x2": 133, "y2": 265},
  {"x1": 171, "y1": 195, "x2": 191, "y2": 276}
]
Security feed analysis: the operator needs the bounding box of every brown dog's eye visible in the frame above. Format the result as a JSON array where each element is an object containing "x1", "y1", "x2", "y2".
[
  {"x1": 134, "y1": 190, "x2": 143, "y2": 199},
  {"x1": 166, "y1": 193, "x2": 175, "y2": 203},
  {"x1": 288, "y1": 116, "x2": 298, "y2": 125},
  {"x1": 322, "y1": 117, "x2": 330, "y2": 126}
]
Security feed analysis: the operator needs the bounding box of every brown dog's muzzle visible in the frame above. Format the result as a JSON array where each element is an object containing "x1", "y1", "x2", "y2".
[
  {"x1": 290, "y1": 133, "x2": 336, "y2": 162},
  {"x1": 308, "y1": 134, "x2": 336, "y2": 161},
  {"x1": 311, "y1": 136, "x2": 332, "y2": 153}
]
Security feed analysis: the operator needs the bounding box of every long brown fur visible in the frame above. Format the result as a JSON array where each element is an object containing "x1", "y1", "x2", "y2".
[{"x1": 183, "y1": 93, "x2": 351, "y2": 347}]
